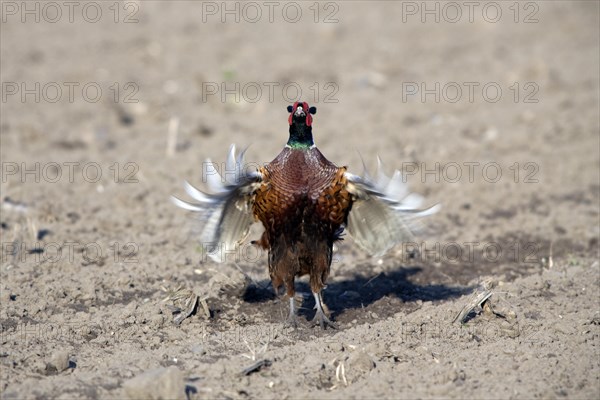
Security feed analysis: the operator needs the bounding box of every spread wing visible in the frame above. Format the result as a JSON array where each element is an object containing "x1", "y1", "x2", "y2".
[
  {"x1": 171, "y1": 145, "x2": 262, "y2": 262},
  {"x1": 344, "y1": 157, "x2": 440, "y2": 257}
]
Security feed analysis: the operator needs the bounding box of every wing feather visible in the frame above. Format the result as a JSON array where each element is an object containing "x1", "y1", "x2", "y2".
[
  {"x1": 345, "y1": 158, "x2": 440, "y2": 257},
  {"x1": 172, "y1": 145, "x2": 262, "y2": 262}
]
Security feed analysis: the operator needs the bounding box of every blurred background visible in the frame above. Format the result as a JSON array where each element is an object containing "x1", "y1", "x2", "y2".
[{"x1": 2, "y1": 0, "x2": 597, "y2": 271}]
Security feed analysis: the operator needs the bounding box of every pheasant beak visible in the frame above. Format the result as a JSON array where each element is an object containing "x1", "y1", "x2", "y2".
[{"x1": 295, "y1": 106, "x2": 306, "y2": 117}]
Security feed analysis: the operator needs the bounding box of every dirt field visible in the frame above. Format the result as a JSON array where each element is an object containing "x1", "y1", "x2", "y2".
[{"x1": 1, "y1": 1, "x2": 599, "y2": 399}]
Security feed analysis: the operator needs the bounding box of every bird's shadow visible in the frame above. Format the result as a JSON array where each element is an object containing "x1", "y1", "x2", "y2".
[{"x1": 242, "y1": 266, "x2": 472, "y2": 321}]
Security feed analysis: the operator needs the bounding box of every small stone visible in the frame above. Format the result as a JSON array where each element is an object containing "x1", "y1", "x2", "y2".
[
  {"x1": 123, "y1": 366, "x2": 185, "y2": 400},
  {"x1": 191, "y1": 344, "x2": 206, "y2": 355},
  {"x1": 363, "y1": 342, "x2": 387, "y2": 360},
  {"x1": 347, "y1": 350, "x2": 375, "y2": 382},
  {"x1": 47, "y1": 350, "x2": 70, "y2": 373},
  {"x1": 326, "y1": 342, "x2": 344, "y2": 352}
]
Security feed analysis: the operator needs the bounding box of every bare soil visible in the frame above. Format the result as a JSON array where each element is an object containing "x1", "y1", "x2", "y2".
[{"x1": 1, "y1": 1, "x2": 599, "y2": 399}]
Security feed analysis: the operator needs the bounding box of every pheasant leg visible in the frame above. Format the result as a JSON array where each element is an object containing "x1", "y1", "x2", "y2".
[
  {"x1": 311, "y1": 292, "x2": 337, "y2": 330},
  {"x1": 284, "y1": 296, "x2": 298, "y2": 328}
]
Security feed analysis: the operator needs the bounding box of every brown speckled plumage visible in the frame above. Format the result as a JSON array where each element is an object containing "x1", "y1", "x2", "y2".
[{"x1": 253, "y1": 146, "x2": 351, "y2": 302}]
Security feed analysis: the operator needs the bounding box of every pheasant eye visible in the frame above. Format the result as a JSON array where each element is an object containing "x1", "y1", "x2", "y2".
[
  {"x1": 287, "y1": 105, "x2": 293, "y2": 113},
  {"x1": 309, "y1": 107, "x2": 317, "y2": 115}
]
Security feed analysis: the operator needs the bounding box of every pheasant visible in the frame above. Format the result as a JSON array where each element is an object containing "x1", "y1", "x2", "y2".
[{"x1": 172, "y1": 102, "x2": 439, "y2": 329}]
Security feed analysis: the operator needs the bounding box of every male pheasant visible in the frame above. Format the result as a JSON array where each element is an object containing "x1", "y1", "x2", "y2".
[{"x1": 173, "y1": 102, "x2": 439, "y2": 329}]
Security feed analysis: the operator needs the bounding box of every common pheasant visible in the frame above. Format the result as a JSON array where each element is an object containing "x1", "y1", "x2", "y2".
[{"x1": 173, "y1": 102, "x2": 439, "y2": 329}]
